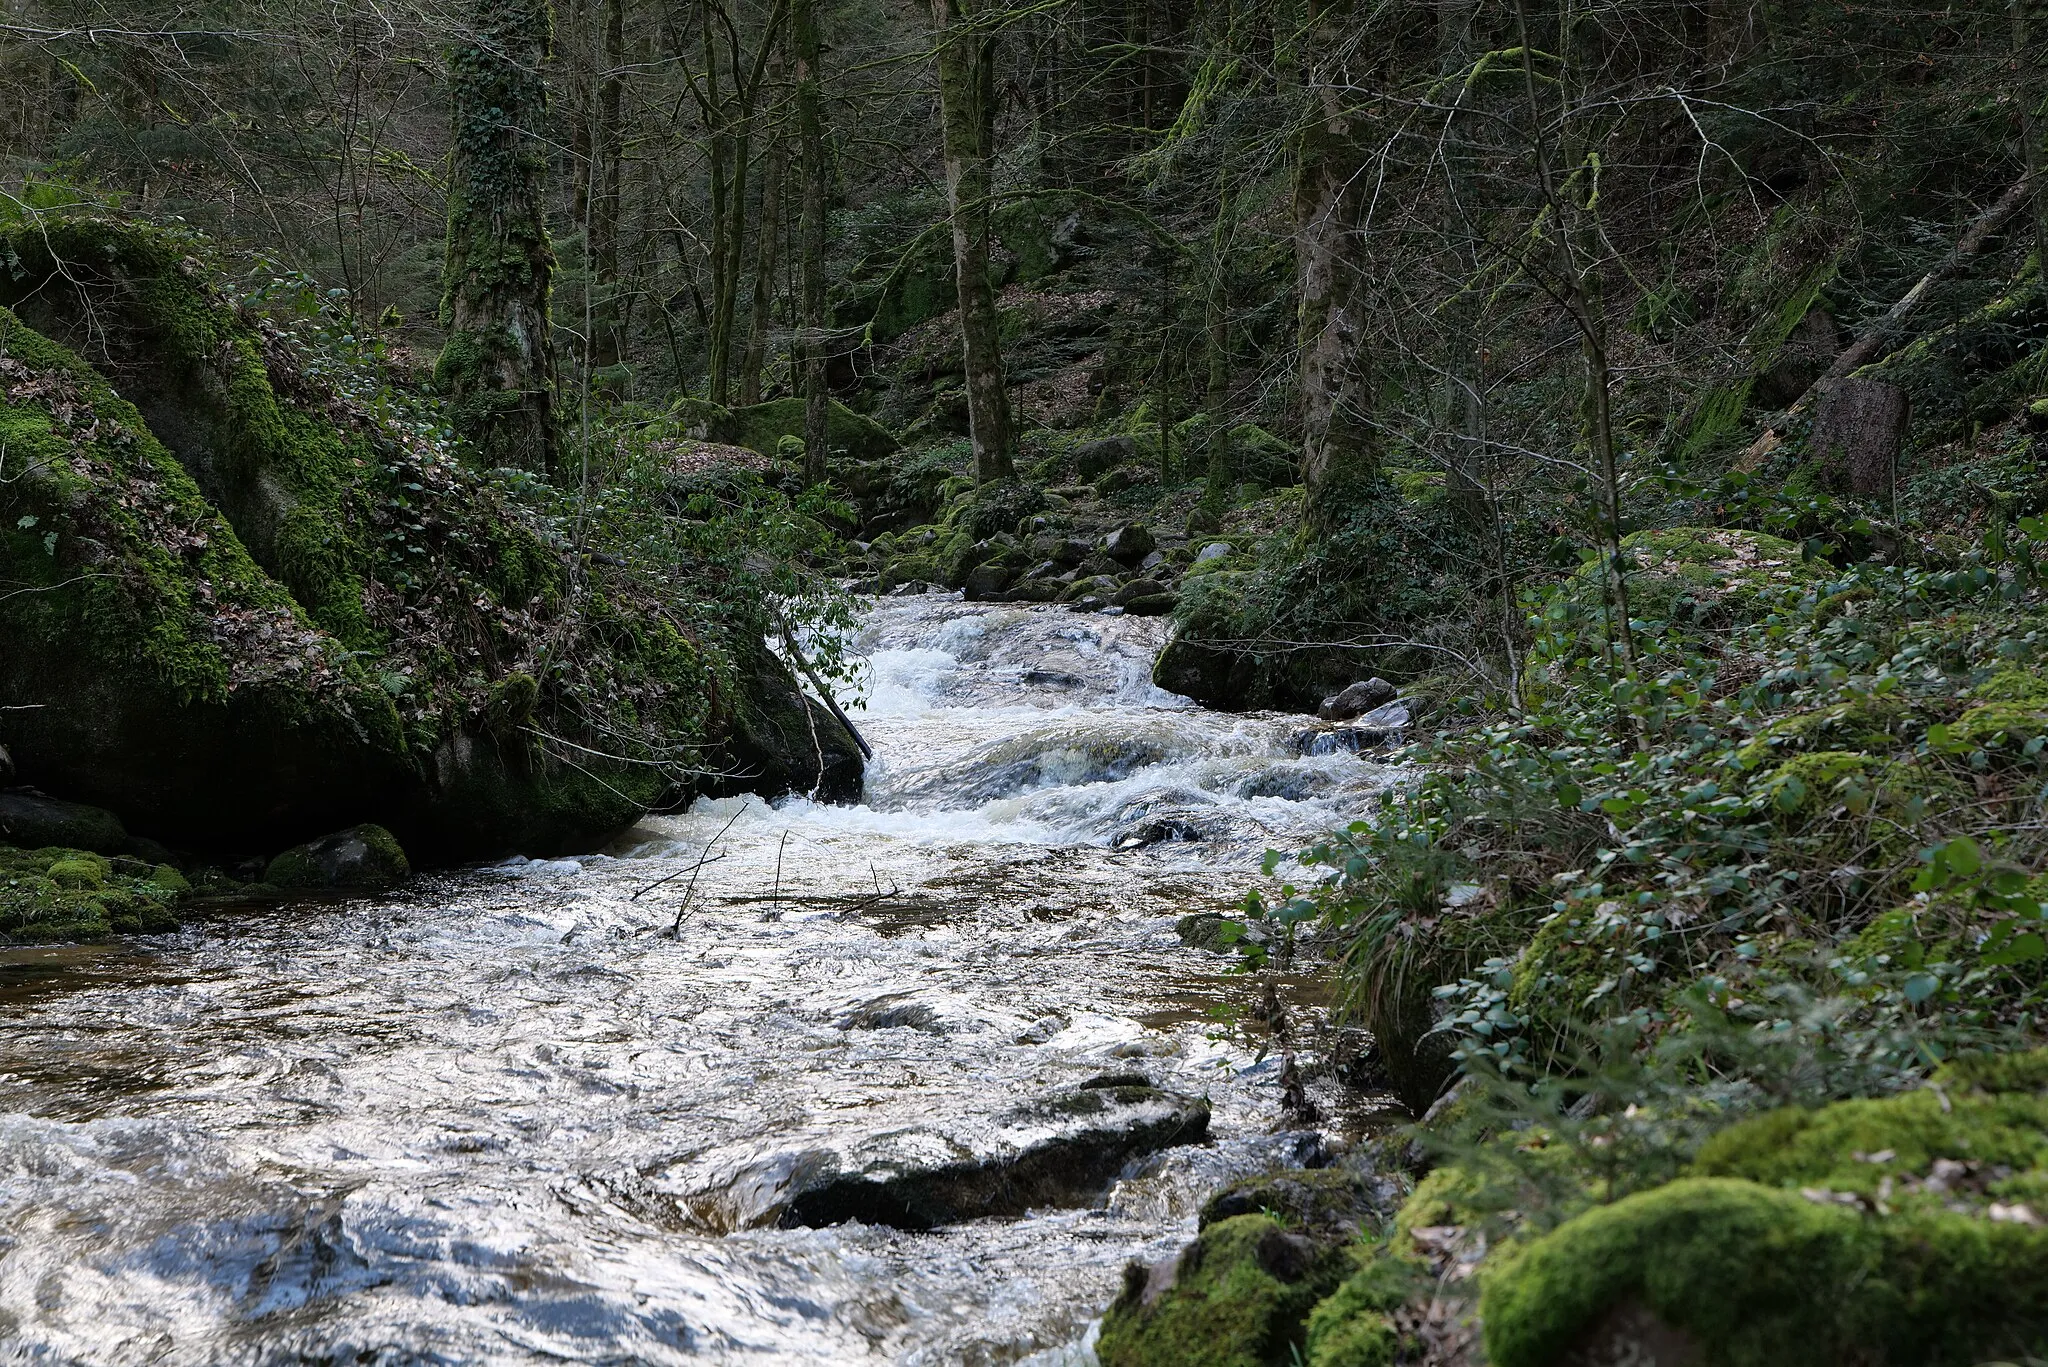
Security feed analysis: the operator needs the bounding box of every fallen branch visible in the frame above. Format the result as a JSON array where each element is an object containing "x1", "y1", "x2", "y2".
[
  {"x1": 770, "y1": 606, "x2": 874, "y2": 761},
  {"x1": 1749, "y1": 171, "x2": 2040, "y2": 459}
]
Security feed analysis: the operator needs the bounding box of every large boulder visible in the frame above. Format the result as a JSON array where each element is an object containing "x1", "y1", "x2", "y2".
[
  {"x1": 709, "y1": 641, "x2": 866, "y2": 804},
  {"x1": 0, "y1": 219, "x2": 860, "y2": 861},
  {"x1": 0, "y1": 791, "x2": 129, "y2": 854}
]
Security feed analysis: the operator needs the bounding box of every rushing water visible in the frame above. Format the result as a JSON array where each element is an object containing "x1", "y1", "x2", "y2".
[{"x1": 0, "y1": 596, "x2": 1402, "y2": 1366}]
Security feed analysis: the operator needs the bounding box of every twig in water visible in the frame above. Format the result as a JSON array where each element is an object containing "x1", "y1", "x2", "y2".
[
  {"x1": 665, "y1": 803, "x2": 751, "y2": 938},
  {"x1": 769, "y1": 830, "x2": 790, "y2": 920},
  {"x1": 633, "y1": 801, "x2": 749, "y2": 901}
]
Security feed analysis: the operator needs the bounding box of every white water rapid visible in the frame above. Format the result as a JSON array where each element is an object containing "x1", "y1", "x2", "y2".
[{"x1": 0, "y1": 594, "x2": 1402, "y2": 1365}]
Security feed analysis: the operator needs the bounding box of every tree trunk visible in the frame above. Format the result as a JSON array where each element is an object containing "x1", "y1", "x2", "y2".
[
  {"x1": 437, "y1": 0, "x2": 562, "y2": 476},
  {"x1": 2019, "y1": 0, "x2": 2048, "y2": 271},
  {"x1": 741, "y1": 127, "x2": 785, "y2": 405},
  {"x1": 1811, "y1": 378, "x2": 1909, "y2": 498},
  {"x1": 793, "y1": 0, "x2": 831, "y2": 484},
  {"x1": 931, "y1": 0, "x2": 1015, "y2": 482},
  {"x1": 590, "y1": 0, "x2": 626, "y2": 369},
  {"x1": 1293, "y1": 0, "x2": 1371, "y2": 528}
]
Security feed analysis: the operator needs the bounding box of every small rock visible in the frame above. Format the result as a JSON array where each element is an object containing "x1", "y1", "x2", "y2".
[
  {"x1": 1027, "y1": 559, "x2": 1063, "y2": 580},
  {"x1": 1009, "y1": 579, "x2": 1065, "y2": 603},
  {"x1": 836, "y1": 996, "x2": 942, "y2": 1031},
  {"x1": 1069, "y1": 595, "x2": 1108, "y2": 613},
  {"x1": 1102, "y1": 523, "x2": 1156, "y2": 566},
  {"x1": 1137, "y1": 550, "x2": 1166, "y2": 572},
  {"x1": 1055, "y1": 538, "x2": 1092, "y2": 567},
  {"x1": 1079, "y1": 553, "x2": 1124, "y2": 578},
  {"x1": 1111, "y1": 579, "x2": 1168, "y2": 607},
  {"x1": 1062, "y1": 574, "x2": 1121, "y2": 602},
  {"x1": 264, "y1": 823, "x2": 411, "y2": 892},
  {"x1": 1194, "y1": 541, "x2": 1232, "y2": 564},
  {"x1": 0, "y1": 790, "x2": 129, "y2": 854},
  {"x1": 1318, "y1": 677, "x2": 1398, "y2": 721}
]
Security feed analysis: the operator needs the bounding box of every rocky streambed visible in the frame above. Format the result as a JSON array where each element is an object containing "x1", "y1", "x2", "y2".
[{"x1": 0, "y1": 595, "x2": 1401, "y2": 1364}]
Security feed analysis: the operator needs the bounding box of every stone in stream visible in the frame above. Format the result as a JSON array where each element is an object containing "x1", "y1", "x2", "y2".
[
  {"x1": 1111, "y1": 578, "x2": 1168, "y2": 607},
  {"x1": 686, "y1": 1080, "x2": 1211, "y2": 1231},
  {"x1": 265, "y1": 823, "x2": 412, "y2": 891},
  {"x1": 1318, "y1": 677, "x2": 1398, "y2": 722}
]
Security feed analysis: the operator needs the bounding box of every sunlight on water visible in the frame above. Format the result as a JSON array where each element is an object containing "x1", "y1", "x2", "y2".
[{"x1": 0, "y1": 595, "x2": 1401, "y2": 1365}]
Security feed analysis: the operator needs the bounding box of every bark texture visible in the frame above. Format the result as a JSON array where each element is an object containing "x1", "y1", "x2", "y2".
[
  {"x1": 793, "y1": 0, "x2": 831, "y2": 483},
  {"x1": 931, "y1": 0, "x2": 1015, "y2": 482},
  {"x1": 436, "y1": 0, "x2": 562, "y2": 475},
  {"x1": 1293, "y1": 0, "x2": 1371, "y2": 526}
]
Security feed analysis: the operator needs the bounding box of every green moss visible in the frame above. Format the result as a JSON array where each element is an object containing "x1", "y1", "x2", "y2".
[
  {"x1": 1734, "y1": 697, "x2": 1910, "y2": 768},
  {"x1": 727, "y1": 397, "x2": 898, "y2": 462},
  {"x1": 1949, "y1": 701, "x2": 2048, "y2": 755},
  {"x1": 1481, "y1": 1174, "x2": 2048, "y2": 1367},
  {"x1": 1301, "y1": 1255, "x2": 1413, "y2": 1367},
  {"x1": 0, "y1": 843, "x2": 186, "y2": 942},
  {"x1": 1973, "y1": 668, "x2": 2048, "y2": 706},
  {"x1": 1097, "y1": 1214, "x2": 1355, "y2": 1367},
  {"x1": 1509, "y1": 910, "x2": 1650, "y2": 1054},
  {"x1": 1935, "y1": 1047, "x2": 2048, "y2": 1095}
]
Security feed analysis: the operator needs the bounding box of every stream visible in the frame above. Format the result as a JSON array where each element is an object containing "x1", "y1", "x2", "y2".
[{"x1": 0, "y1": 595, "x2": 1403, "y2": 1366}]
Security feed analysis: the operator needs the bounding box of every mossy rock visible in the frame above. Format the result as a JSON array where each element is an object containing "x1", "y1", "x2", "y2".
[
  {"x1": 1482, "y1": 1174, "x2": 2048, "y2": 1367},
  {"x1": 1972, "y1": 667, "x2": 2048, "y2": 706},
  {"x1": 0, "y1": 219, "x2": 782, "y2": 861},
  {"x1": 264, "y1": 823, "x2": 411, "y2": 891},
  {"x1": 1508, "y1": 910, "x2": 1655, "y2": 1055},
  {"x1": 727, "y1": 397, "x2": 899, "y2": 462},
  {"x1": 1733, "y1": 696, "x2": 1912, "y2": 768},
  {"x1": 1097, "y1": 1213, "x2": 1357, "y2": 1367},
  {"x1": 0, "y1": 842, "x2": 185, "y2": 942},
  {"x1": 0, "y1": 791, "x2": 129, "y2": 854}
]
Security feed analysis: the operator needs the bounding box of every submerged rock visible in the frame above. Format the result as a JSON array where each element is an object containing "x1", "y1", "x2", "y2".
[
  {"x1": 265, "y1": 823, "x2": 411, "y2": 892},
  {"x1": 687, "y1": 1081, "x2": 1210, "y2": 1231}
]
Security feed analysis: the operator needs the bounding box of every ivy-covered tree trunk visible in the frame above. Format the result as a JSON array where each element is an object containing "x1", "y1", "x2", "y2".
[
  {"x1": 1292, "y1": 0, "x2": 1372, "y2": 529},
  {"x1": 436, "y1": 0, "x2": 562, "y2": 476},
  {"x1": 931, "y1": 0, "x2": 1015, "y2": 483},
  {"x1": 793, "y1": 0, "x2": 831, "y2": 485}
]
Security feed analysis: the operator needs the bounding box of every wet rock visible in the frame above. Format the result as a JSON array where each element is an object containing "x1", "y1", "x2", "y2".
[
  {"x1": 1138, "y1": 550, "x2": 1166, "y2": 573},
  {"x1": 692, "y1": 1082, "x2": 1210, "y2": 1231},
  {"x1": 1294, "y1": 704, "x2": 1409, "y2": 756},
  {"x1": 709, "y1": 641, "x2": 867, "y2": 804},
  {"x1": 1055, "y1": 537, "x2": 1093, "y2": 567},
  {"x1": 1027, "y1": 559, "x2": 1063, "y2": 580},
  {"x1": 0, "y1": 790, "x2": 129, "y2": 854},
  {"x1": 836, "y1": 996, "x2": 942, "y2": 1031},
  {"x1": 1198, "y1": 1166, "x2": 1399, "y2": 1237},
  {"x1": 1079, "y1": 552, "x2": 1125, "y2": 578},
  {"x1": 265, "y1": 823, "x2": 411, "y2": 891},
  {"x1": 1069, "y1": 595, "x2": 1109, "y2": 613},
  {"x1": 1176, "y1": 911, "x2": 1240, "y2": 953},
  {"x1": 1112, "y1": 579, "x2": 1168, "y2": 607},
  {"x1": 1319, "y1": 677, "x2": 1397, "y2": 721},
  {"x1": 1102, "y1": 523, "x2": 1157, "y2": 566}
]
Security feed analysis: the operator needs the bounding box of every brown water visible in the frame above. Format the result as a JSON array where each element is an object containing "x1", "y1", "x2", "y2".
[{"x1": 0, "y1": 596, "x2": 1402, "y2": 1365}]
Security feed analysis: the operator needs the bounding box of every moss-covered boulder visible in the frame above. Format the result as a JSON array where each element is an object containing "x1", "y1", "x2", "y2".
[
  {"x1": 726, "y1": 397, "x2": 899, "y2": 463},
  {"x1": 0, "y1": 297, "x2": 415, "y2": 850},
  {"x1": 1, "y1": 844, "x2": 185, "y2": 942},
  {"x1": 1480, "y1": 1062, "x2": 2048, "y2": 1367},
  {"x1": 265, "y1": 823, "x2": 410, "y2": 891},
  {"x1": 0, "y1": 791, "x2": 130, "y2": 854},
  {"x1": 0, "y1": 218, "x2": 854, "y2": 860},
  {"x1": 1098, "y1": 1213, "x2": 1358, "y2": 1367}
]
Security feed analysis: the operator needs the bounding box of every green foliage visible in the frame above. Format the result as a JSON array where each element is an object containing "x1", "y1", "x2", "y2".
[{"x1": 0, "y1": 845, "x2": 185, "y2": 942}]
